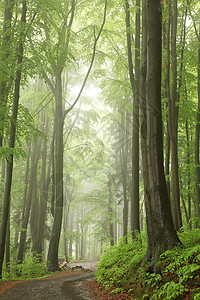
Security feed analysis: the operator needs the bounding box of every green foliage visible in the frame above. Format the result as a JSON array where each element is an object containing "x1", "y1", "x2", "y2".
[
  {"x1": 96, "y1": 228, "x2": 200, "y2": 299},
  {"x1": 95, "y1": 232, "x2": 146, "y2": 291},
  {"x1": 151, "y1": 281, "x2": 188, "y2": 300},
  {"x1": 178, "y1": 220, "x2": 200, "y2": 247},
  {"x1": 2, "y1": 254, "x2": 49, "y2": 281},
  {"x1": 17, "y1": 254, "x2": 49, "y2": 279}
]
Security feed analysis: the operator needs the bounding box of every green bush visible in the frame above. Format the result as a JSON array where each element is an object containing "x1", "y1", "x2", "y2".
[{"x1": 17, "y1": 254, "x2": 49, "y2": 279}]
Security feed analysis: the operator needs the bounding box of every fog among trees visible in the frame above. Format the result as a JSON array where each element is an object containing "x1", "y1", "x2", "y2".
[{"x1": 0, "y1": 0, "x2": 200, "y2": 281}]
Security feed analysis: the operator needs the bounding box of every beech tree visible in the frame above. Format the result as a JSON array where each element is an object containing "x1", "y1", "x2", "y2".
[
  {"x1": 124, "y1": 0, "x2": 140, "y2": 239},
  {"x1": 143, "y1": 0, "x2": 180, "y2": 269}
]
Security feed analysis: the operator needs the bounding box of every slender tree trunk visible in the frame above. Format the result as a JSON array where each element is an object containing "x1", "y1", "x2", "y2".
[
  {"x1": 34, "y1": 122, "x2": 51, "y2": 255},
  {"x1": 63, "y1": 195, "x2": 68, "y2": 260},
  {"x1": 0, "y1": 1, "x2": 27, "y2": 278},
  {"x1": 140, "y1": 0, "x2": 148, "y2": 241},
  {"x1": 47, "y1": 69, "x2": 64, "y2": 272},
  {"x1": 180, "y1": 180, "x2": 189, "y2": 224},
  {"x1": 5, "y1": 208, "x2": 10, "y2": 275},
  {"x1": 132, "y1": 0, "x2": 140, "y2": 238},
  {"x1": 17, "y1": 139, "x2": 41, "y2": 264},
  {"x1": 0, "y1": 161, "x2": 6, "y2": 218},
  {"x1": 162, "y1": 3, "x2": 171, "y2": 198},
  {"x1": 51, "y1": 120, "x2": 55, "y2": 217},
  {"x1": 119, "y1": 110, "x2": 129, "y2": 240},
  {"x1": 195, "y1": 30, "x2": 200, "y2": 219},
  {"x1": 0, "y1": 0, "x2": 15, "y2": 147},
  {"x1": 125, "y1": 0, "x2": 140, "y2": 238},
  {"x1": 169, "y1": 0, "x2": 182, "y2": 230},
  {"x1": 14, "y1": 212, "x2": 20, "y2": 248},
  {"x1": 75, "y1": 213, "x2": 79, "y2": 261},
  {"x1": 186, "y1": 120, "x2": 192, "y2": 222},
  {"x1": 108, "y1": 178, "x2": 114, "y2": 246},
  {"x1": 69, "y1": 213, "x2": 73, "y2": 259},
  {"x1": 30, "y1": 166, "x2": 39, "y2": 251}
]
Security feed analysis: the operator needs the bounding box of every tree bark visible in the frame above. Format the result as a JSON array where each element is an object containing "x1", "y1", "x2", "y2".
[
  {"x1": 17, "y1": 138, "x2": 41, "y2": 264},
  {"x1": 143, "y1": 0, "x2": 180, "y2": 271},
  {"x1": 162, "y1": 2, "x2": 171, "y2": 199},
  {"x1": 168, "y1": 0, "x2": 182, "y2": 230},
  {"x1": 5, "y1": 208, "x2": 10, "y2": 274},
  {"x1": 125, "y1": 0, "x2": 140, "y2": 238},
  {"x1": 0, "y1": 0, "x2": 15, "y2": 147},
  {"x1": 47, "y1": 69, "x2": 64, "y2": 272},
  {"x1": 108, "y1": 178, "x2": 114, "y2": 246},
  {"x1": 186, "y1": 120, "x2": 192, "y2": 222},
  {"x1": 0, "y1": 1, "x2": 27, "y2": 279},
  {"x1": 0, "y1": 161, "x2": 6, "y2": 219},
  {"x1": 140, "y1": 0, "x2": 148, "y2": 245},
  {"x1": 119, "y1": 110, "x2": 129, "y2": 241},
  {"x1": 34, "y1": 120, "x2": 51, "y2": 255},
  {"x1": 195, "y1": 29, "x2": 200, "y2": 219}
]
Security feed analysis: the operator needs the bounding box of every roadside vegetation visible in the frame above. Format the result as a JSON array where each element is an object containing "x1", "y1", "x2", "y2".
[
  {"x1": 96, "y1": 223, "x2": 200, "y2": 299},
  {"x1": 2, "y1": 254, "x2": 49, "y2": 281}
]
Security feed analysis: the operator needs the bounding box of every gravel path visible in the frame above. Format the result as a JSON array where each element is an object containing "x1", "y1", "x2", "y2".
[{"x1": 0, "y1": 261, "x2": 98, "y2": 300}]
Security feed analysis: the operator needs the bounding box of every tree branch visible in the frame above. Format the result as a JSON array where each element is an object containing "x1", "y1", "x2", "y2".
[{"x1": 63, "y1": 0, "x2": 107, "y2": 118}]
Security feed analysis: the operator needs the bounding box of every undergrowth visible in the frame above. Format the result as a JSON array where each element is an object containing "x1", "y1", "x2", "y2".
[
  {"x1": 2, "y1": 254, "x2": 50, "y2": 281},
  {"x1": 95, "y1": 226, "x2": 200, "y2": 299}
]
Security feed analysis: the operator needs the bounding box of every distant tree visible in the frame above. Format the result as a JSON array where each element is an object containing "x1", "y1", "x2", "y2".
[
  {"x1": 191, "y1": 12, "x2": 200, "y2": 220},
  {"x1": 17, "y1": 137, "x2": 41, "y2": 264}
]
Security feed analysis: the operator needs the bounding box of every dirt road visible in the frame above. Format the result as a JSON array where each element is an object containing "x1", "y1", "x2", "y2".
[
  {"x1": 0, "y1": 261, "x2": 98, "y2": 300},
  {"x1": 67, "y1": 260, "x2": 98, "y2": 271}
]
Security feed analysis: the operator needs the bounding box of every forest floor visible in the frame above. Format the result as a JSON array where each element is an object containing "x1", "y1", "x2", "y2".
[
  {"x1": 0, "y1": 261, "x2": 133, "y2": 300},
  {"x1": 1, "y1": 266, "x2": 199, "y2": 300}
]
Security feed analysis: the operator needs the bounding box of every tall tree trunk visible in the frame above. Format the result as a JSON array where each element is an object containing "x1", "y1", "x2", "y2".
[
  {"x1": 132, "y1": 0, "x2": 140, "y2": 238},
  {"x1": 168, "y1": 0, "x2": 182, "y2": 230},
  {"x1": 63, "y1": 194, "x2": 69, "y2": 261},
  {"x1": 5, "y1": 208, "x2": 10, "y2": 275},
  {"x1": 186, "y1": 120, "x2": 192, "y2": 222},
  {"x1": 162, "y1": 2, "x2": 171, "y2": 198},
  {"x1": 143, "y1": 0, "x2": 180, "y2": 271},
  {"x1": 0, "y1": 161, "x2": 6, "y2": 219},
  {"x1": 125, "y1": 0, "x2": 140, "y2": 238},
  {"x1": 0, "y1": 1, "x2": 27, "y2": 279},
  {"x1": 51, "y1": 120, "x2": 55, "y2": 217},
  {"x1": 47, "y1": 70, "x2": 64, "y2": 272},
  {"x1": 0, "y1": 0, "x2": 15, "y2": 147},
  {"x1": 108, "y1": 178, "x2": 114, "y2": 246},
  {"x1": 17, "y1": 139, "x2": 41, "y2": 264},
  {"x1": 140, "y1": 0, "x2": 148, "y2": 243},
  {"x1": 195, "y1": 30, "x2": 200, "y2": 219},
  {"x1": 69, "y1": 213, "x2": 73, "y2": 259},
  {"x1": 119, "y1": 110, "x2": 129, "y2": 240},
  {"x1": 34, "y1": 121, "x2": 51, "y2": 255},
  {"x1": 75, "y1": 212, "x2": 79, "y2": 261}
]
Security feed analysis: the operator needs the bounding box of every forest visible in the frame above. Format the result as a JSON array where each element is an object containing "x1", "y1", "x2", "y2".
[{"x1": 0, "y1": 0, "x2": 200, "y2": 299}]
